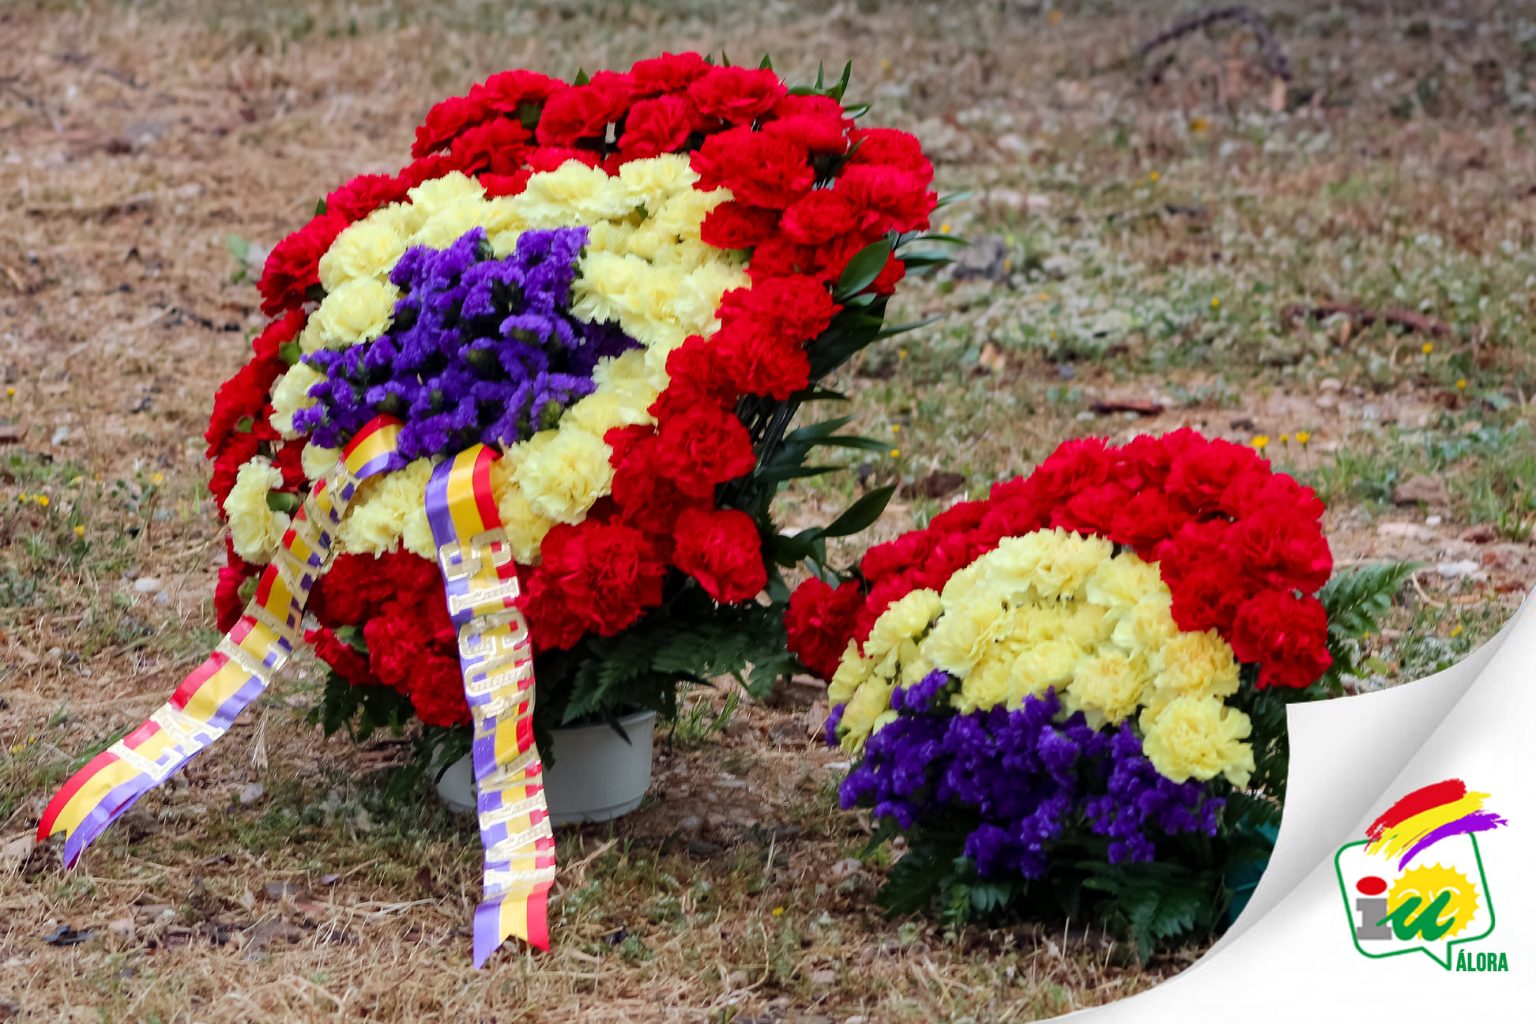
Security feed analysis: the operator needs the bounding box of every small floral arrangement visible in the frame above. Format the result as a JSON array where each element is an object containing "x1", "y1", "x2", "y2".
[
  {"x1": 205, "y1": 55, "x2": 947, "y2": 761},
  {"x1": 787, "y1": 430, "x2": 1408, "y2": 956}
]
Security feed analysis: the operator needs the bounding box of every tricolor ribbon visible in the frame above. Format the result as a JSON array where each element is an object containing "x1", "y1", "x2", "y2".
[
  {"x1": 425, "y1": 445, "x2": 555, "y2": 963},
  {"x1": 38, "y1": 419, "x2": 553, "y2": 966}
]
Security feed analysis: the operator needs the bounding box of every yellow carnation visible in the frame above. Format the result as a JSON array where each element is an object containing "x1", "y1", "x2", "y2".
[
  {"x1": 407, "y1": 172, "x2": 484, "y2": 217},
  {"x1": 318, "y1": 217, "x2": 408, "y2": 291},
  {"x1": 1084, "y1": 554, "x2": 1166, "y2": 613},
  {"x1": 864, "y1": 589, "x2": 942, "y2": 661},
  {"x1": 310, "y1": 276, "x2": 397, "y2": 349},
  {"x1": 514, "y1": 161, "x2": 633, "y2": 226},
  {"x1": 224, "y1": 458, "x2": 289, "y2": 563},
  {"x1": 1151, "y1": 630, "x2": 1241, "y2": 704},
  {"x1": 270, "y1": 363, "x2": 325, "y2": 438},
  {"x1": 412, "y1": 195, "x2": 494, "y2": 250},
  {"x1": 1110, "y1": 594, "x2": 1180, "y2": 653},
  {"x1": 337, "y1": 458, "x2": 431, "y2": 555},
  {"x1": 513, "y1": 427, "x2": 614, "y2": 525},
  {"x1": 300, "y1": 443, "x2": 339, "y2": 482},
  {"x1": 839, "y1": 677, "x2": 895, "y2": 751},
  {"x1": 1140, "y1": 696, "x2": 1255, "y2": 787},
  {"x1": 567, "y1": 390, "x2": 647, "y2": 437},
  {"x1": 955, "y1": 653, "x2": 1017, "y2": 713},
  {"x1": 1008, "y1": 637, "x2": 1082, "y2": 701},
  {"x1": 827, "y1": 639, "x2": 870, "y2": 706},
  {"x1": 590, "y1": 350, "x2": 661, "y2": 416},
  {"x1": 615, "y1": 153, "x2": 699, "y2": 206},
  {"x1": 924, "y1": 593, "x2": 1008, "y2": 678},
  {"x1": 674, "y1": 262, "x2": 748, "y2": 335},
  {"x1": 1063, "y1": 650, "x2": 1148, "y2": 726}
]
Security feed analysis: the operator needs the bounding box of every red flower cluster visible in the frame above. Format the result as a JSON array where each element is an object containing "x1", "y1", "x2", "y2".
[
  {"x1": 209, "y1": 55, "x2": 937, "y2": 722},
  {"x1": 787, "y1": 430, "x2": 1335, "y2": 690},
  {"x1": 306, "y1": 552, "x2": 471, "y2": 726}
]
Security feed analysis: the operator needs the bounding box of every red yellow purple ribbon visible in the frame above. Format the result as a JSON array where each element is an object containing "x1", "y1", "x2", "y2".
[
  {"x1": 37, "y1": 417, "x2": 402, "y2": 864},
  {"x1": 425, "y1": 445, "x2": 555, "y2": 964},
  {"x1": 39, "y1": 420, "x2": 556, "y2": 965}
]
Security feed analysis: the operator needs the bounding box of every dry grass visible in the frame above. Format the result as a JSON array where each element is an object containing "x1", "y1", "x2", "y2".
[{"x1": 3, "y1": 0, "x2": 1535, "y2": 1020}]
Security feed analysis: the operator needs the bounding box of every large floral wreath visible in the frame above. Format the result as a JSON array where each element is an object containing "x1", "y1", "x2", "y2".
[{"x1": 204, "y1": 55, "x2": 938, "y2": 732}]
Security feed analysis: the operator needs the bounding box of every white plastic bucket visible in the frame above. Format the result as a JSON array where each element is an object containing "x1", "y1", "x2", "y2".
[{"x1": 435, "y1": 709, "x2": 656, "y2": 825}]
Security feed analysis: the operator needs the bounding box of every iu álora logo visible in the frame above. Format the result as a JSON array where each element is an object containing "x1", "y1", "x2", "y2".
[{"x1": 1335, "y1": 778, "x2": 1509, "y2": 971}]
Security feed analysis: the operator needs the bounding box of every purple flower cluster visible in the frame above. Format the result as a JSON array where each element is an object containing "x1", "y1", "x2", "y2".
[
  {"x1": 837, "y1": 671, "x2": 1221, "y2": 879},
  {"x1": 295, "y1": 227, "x2": 635, "y2": 464}
]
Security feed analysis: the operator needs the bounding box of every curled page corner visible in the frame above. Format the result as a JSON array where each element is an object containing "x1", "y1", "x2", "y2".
[{"x1": 1058, "y1": 589, "x2": 1534, "y2": 1022}]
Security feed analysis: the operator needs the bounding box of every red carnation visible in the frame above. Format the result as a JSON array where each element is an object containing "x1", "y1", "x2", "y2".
[
  {"x1": 765, "y1": 94, "x2": 851, "y2": 153},
  {"x1": 604, "y1": 423, "x2": 655, "y2": 467},
  {"x1": 870, "y1": 253, "x2": 907, "y2": 296},
  {"x1": 836, "y1": 163, "x2": 936, "y2": 234},
  {"x1": 848, "y1": 127, "x2": 934, "y2": 183},
  {"x1": 629, "y1": 51, "x2": 712, "y2": 96},
  {"x1": 700, "y1": 201, "x2": 782, "y2": 250},
  {"x1": 619, "y1": 94, "x2": 698, "y2": 158},
  {"x1": 654, "y1": 405, "x2": 756, "y2": 498},
  {"x1": 205, "y1": 354, "x2": 284, "y2": 459},
  {"x1": 1233, "y1": 472, "x2": 1327, "y2": 522},
  {"x1": 1167, "y1": 561, "x2": 1247, "y2": 634},
  {"x1": 214, "y1": 542, "x2": 257, "y2": 633},
  {"x1": 525, "y1": 146, "x2": 601, "y2": 172},
  {"x1": 786, "y1": 577, "x2": 866, "y2": 680},
  {"x1": 714, "y1": 320, "x2": 811, "y2": 400},
  {"x1": 468, "y1": 68, "x2": 564, "y2": 114},
  {"x1": 715, "y1": 276, "x2": 839, "y2": 342},
  {"x1": 610, "y1": 434, "x2": 709, "y2": 534},
  {"x1": 306, "y1": 627, "x2": 375, "y2": 688},
  {"x1": 480, "y1": 170, "x2": 533, "y2": 198},
  {"x1": 257, "y1": 212, "x2": 349, "y2": 316},
  {"x1": 449, "y1": 117, "x2": 532, "y2": 175},
  {"x1": 250, "y1": 308, "x2": 306, "y2": 360},
  {"x1": 407, "y1": 655, "x2": 472, "y2": 727},
  {"x1": 860, "y1": 531, "x2": 940, "y2": 585},
  {"x1": 536, "y1": 72, "x2": 635, "y2": 146},
  {"x1": 747, "y1": 234, "x2": 867, "y2": 284},
  {"x1": 1051, "y1": 481, "x2": 1132, "y2": 536},
  {"x1": 533, "y1": 520, "x2": 669, "y2": 639},
  {"x1": 398, "y1": 153, "x2": 458, "y2": 189},
  {"x1": 691, "y1": 127, "x2": 815, "y2": 209},
  {"x1": 324, "y1": 173, "x2": 411, "y2": 223},
  {"x1": 672, "y1": 507, "x2": 767, "y2": 603},
  {"x1": 1108, "y1": 487, "x2": 1185, "y2": 555},
  {"x1": 1229, "y1": 590, "x2": 1333, "y2": 689},
  {"x1": 413, "y1": 94, "x2": 493, "y2": 158},
  {"x1": 657, "y1": 334, "x2": 738, "y2": 408},
  {"x1": 687, "y1": 66, "x2": 786, "y2": 125},
  {"x1": 1225, "y1": 505, "x2": 1334, "y2": 594},
  {"x1": 363, "y1": 604, "x2": 436, "y2": 691},
  {"x1": 779, "y1": 188, "x2": 865, "y2": 245},
  {"x1": 311, "y1": 551, "x2": 435, "y2": 627},
  {"x1": 1163, "y1": 438, "x2": 1264, "y2": 515},
  {"x1": 649, "y1": 335, "x2": 738, "y2": 420},
  {"x1": 209, "y1": 429, "x2": 268, "y2": 510}
]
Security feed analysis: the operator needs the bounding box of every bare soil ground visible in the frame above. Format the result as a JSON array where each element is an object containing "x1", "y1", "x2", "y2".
[{"x1": 3, "y1": 1, "x2": 1535, "y2": 1021}]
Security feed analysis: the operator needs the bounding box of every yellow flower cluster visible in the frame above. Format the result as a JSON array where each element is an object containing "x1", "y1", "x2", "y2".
[
  {"x1": 223, "y1": 458, "x2": 290, "y2": 563},
  {"x1": 234, "y1": 158, "x2": 746, "y2": 566},
  {"x1": 829, "y1": 529, "x2": 1255, "y2": 787}
]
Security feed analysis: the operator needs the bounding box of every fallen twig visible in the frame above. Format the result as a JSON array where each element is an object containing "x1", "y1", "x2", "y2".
[
  {"x1": 1135, "y1": 5, "x2": 1292, "y2": 82},
  {"x1": 1282, "y1": 301, "x2": 1454, "y2": 339}
]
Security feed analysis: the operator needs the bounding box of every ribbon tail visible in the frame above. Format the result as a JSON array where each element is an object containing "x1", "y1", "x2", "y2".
[
  {"x1": 37, "y1": 417, "x2": 403, "y2": 861},
  {"x1": 427, "y1": 445, "x2": 557, "y2": 966}
]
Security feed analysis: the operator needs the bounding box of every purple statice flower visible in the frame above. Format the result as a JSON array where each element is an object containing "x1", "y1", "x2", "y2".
[
  {"x1": 835, "y1": 681, "x2": 1222, "y2": 880},
  {"x1": 295, "y1": 227, "x2": 637, "y2": 465}
]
